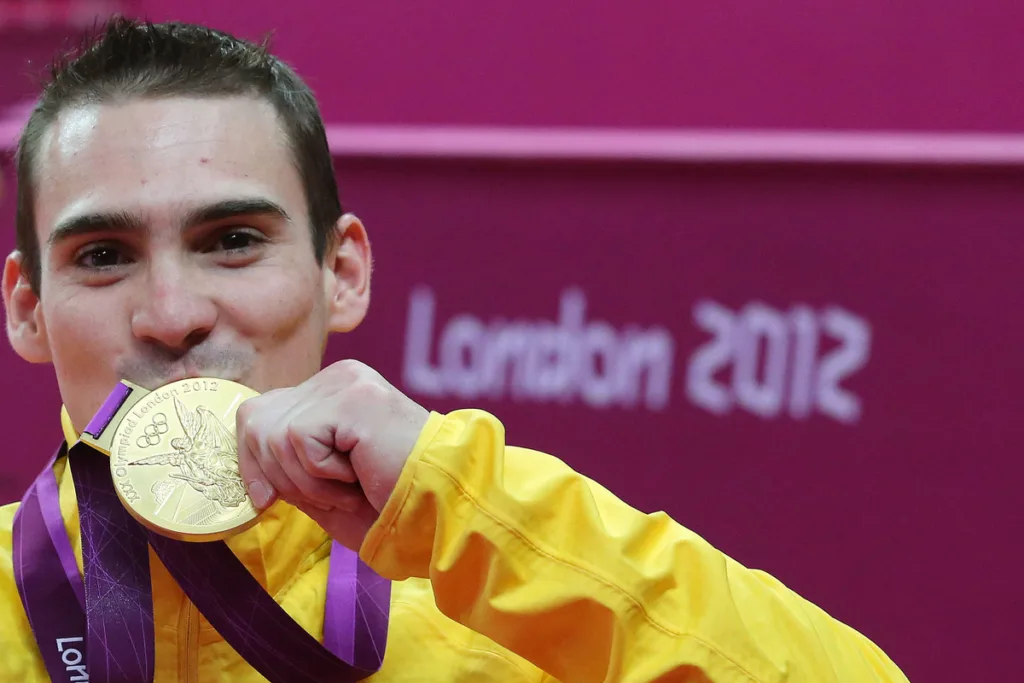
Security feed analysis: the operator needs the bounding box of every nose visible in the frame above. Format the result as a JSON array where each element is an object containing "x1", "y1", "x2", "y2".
[{"x1": 131, "y1": 261, "x2": 217, "y2": 355}]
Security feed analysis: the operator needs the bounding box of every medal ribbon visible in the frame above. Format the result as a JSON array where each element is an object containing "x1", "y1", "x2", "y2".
[{"x1": 14, "y1": 441, "x2": 390, "y2": 682}]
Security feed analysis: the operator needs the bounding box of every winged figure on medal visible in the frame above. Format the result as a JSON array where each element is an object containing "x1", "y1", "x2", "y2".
[{"x1": 128, "y1": 396, "x2": 249, "y2": 511}]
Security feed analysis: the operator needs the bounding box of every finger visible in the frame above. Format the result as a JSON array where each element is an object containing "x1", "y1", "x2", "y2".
[
  {"x1": 237, "y1": 402, "x2": 278, "y2": 510},
  {"x1": 266, "y1": 410, "x2": 360, "y2": 510},
  {"x1": 238, "y1": 391, "x2": 301, "y2": 510},
  {"x1": 286, "y1": 418, "x2": 358, "y2": 483},
  {"x1": 244, "y1": 397, "x2": 301, "y2": 509},
  {"x1": 306, "y1": 446, "x2": 358, "y2": 484},
  {"x1": 243, "y1": 428, "x2": 286, "y2": 510}
]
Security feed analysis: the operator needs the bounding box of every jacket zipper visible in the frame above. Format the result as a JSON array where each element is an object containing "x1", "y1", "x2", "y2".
[{"x1": 177, "y1": 595, "x2": 200, "y2": 682}]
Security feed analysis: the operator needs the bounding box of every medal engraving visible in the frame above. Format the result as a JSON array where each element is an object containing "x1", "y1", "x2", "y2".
[{"x1": 108, "y1": 378, "x2": 261, "y2": 541}]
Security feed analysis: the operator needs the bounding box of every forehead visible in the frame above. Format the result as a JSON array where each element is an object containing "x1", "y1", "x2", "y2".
[{"x1": 32, "y1": 96, "x2": 307, "y2": 241}]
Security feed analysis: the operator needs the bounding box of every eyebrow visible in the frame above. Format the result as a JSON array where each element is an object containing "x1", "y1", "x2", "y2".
[{"x1": 47, "y1": 198, "x2": 292, "y2": 246}]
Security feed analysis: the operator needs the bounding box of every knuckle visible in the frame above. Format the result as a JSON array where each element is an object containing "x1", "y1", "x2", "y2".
[
  {"x1": 266, "y1": 432, "x2": 291, "y2": 460},
  {"x1": 237, "y1": 400, "x2": 265, "y2": 433},
  {"x1": 297, "y1": 452, "x2": 321, "y2": 478},
  {"x1": 241, "y1": 430, "x2": 262, "y2": 462},
  {"x1": 330, "y1": 359, "x2": 355, "y2": 378},
  {"x1": 330, "y1": 358, "x2": 370, "y2": 384},
  {"x1": 337, "y1": 358, "x2": 364, "y2": 372},
  {"x1": 235, "y1": 402, "x2": 252, "y2": 427},
  {"x1": 284, "y1": 422, "x2": 306, "y2": 447},
  {"x1": 284, "y1": 421, "x2": 319, "y2": 469},
  {"x1": 236, "y1": 397, "x2": 253, "y2": 416}
]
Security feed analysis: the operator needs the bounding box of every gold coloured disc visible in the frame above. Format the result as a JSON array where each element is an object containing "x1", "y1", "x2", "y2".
[{"x1": 108, "y1": 378, "x2": 261, "y2": 542}]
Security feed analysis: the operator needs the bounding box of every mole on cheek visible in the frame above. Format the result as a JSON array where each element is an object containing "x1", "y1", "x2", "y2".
[{"x1": 199, "y1": 157, "x2": 210, "y2": 164}]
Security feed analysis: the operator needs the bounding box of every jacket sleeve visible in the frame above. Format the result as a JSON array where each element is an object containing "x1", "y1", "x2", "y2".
[{"x1": 359, "y1": 410, "x2": 911, "y2": 683}]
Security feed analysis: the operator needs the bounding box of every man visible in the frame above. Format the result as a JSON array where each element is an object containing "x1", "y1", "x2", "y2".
[{"x1": 0, "y1": 17, "x2": 910, "y2": 682}]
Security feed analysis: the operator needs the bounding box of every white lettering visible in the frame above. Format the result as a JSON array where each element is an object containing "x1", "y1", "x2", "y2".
[
  {"x1": 816, "y1": 307, "x2": 871, "y2": 424},
  {"x1": 55, "y1": 637, "x2": 82, "y2": 651},
  {"x1": 579, "y1": 320, "x2": 618, "y2": 408},
  {"x1": 440, "y1": 315, "x2": 486, "y2": 399},
  {"x1": 521, "y1": 290, "x2": 585, "y2": 400},
  {"x1": 733, "y1": 303, "x2": 788, "y2": 419},
  {"x1": 686, "y1": 300, "x2": 872, "y2": 423},
  {"x1": 482, "y1": 323, "x2": 530, "y2": 399},
  {"x1": 617, "y1": 328, "x2": 675, "y2": 410},
  {"x1": 685, "y1": 300, "x2": 735, "y2": 415},
  {"x1": 61, "y1": 647, "x2": 82, "y2": 666},
  {"x1": 403, "y1": 287, "x2": 444, "y2": 395},
  {"x1": 402, "y1": 286, "x2": 673, "y2": 411},
  {"x1": 56, "y1": 638, "x2": 88, "y2": 680},
  {"x1": 788, "y1": 306, "x2": 819, "y2": 420},
  {"x1": 404, "y1": 289, "x2": 870, "y2": 422}
]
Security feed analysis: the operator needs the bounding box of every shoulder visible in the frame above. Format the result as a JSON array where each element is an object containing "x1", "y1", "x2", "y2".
[{"x1": 0, "y1": 500, "x2": 49, "y2": 682}]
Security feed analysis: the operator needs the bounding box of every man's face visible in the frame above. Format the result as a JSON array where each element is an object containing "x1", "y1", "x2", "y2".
[{"x1": 5, "y1": 96, "x2": 368, "y2": 429}]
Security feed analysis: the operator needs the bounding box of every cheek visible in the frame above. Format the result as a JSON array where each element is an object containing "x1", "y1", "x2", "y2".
[
  {"x1": 41, "y1": 292, "x2": 128, "y2": 425},
  {"x1": 222, "y1": 266, "x2": 327, "y2": 347},
  {"x1": 44, "y1": 295, "x2": 122, "y2": 369}
]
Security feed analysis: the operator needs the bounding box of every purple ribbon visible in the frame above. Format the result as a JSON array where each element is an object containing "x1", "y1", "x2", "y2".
[
  {"x1": 72, "y1": 444, "x2": 155, "y2": 682},
  {"x1": 12, "y1": 447, "x2": 88, "y2": 681},
  {"x1": 14, "y1": 441, "x2": 390, "y2": 682}
]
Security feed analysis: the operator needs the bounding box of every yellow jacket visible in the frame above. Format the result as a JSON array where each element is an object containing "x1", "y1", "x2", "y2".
[{"x1": 0, "y1": 408, "x2": 910, "y2": 682}]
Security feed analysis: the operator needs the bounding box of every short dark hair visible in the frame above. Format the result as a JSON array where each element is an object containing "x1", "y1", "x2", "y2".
[{"x1": 14, "y1": 16, "x2": 340, "y2": 293}]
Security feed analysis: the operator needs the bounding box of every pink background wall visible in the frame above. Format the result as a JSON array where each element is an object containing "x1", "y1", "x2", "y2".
[
  {"x1": 4, "y1": 3, "x2": 1024, "y2": 681},
  {"x1": 152, "y1": 1, "x2": 1024, "y2": 132}
]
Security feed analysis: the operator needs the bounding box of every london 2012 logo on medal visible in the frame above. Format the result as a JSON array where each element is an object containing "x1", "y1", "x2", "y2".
[{"x1": 109, "y1": 378, "x2": 262, "y2": 542}]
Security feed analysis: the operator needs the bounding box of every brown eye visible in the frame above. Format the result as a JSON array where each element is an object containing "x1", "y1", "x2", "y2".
[
  {"x1": 220, "y1": 232, "x2": 254, "y2": 251},
  {"x1": 213, "y1": 229, "x2": 264, "y2": 253},
  {"x1": 78, "y1": 246, "x2": 126, "y2": 269}
]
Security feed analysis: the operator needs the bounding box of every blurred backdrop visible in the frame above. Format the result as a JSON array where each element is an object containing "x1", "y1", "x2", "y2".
[{"x1": 3, "y1": 2, "x2": 1023, "y2": 681}]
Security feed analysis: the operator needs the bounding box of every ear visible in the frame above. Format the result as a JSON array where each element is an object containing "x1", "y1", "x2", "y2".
[
  {"x1": 2, "y1": 251, "x2": 51, "y2": 363},
  {"x1": 323, "y1": 213, "x2": 372, "y2": 333}
]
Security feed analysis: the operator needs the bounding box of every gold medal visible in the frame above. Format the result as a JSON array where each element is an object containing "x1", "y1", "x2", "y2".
[{"x1": 80, "y1": 378, "x2": 262, "y2": 542}]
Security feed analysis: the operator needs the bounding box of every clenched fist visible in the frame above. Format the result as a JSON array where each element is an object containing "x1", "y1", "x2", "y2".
[{"x1": 235, "y1": 360, "x2": 431, "y2": 550}]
